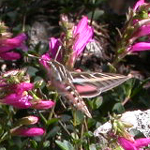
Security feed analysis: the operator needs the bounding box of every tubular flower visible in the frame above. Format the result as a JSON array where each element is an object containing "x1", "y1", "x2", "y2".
[
  {"x1": 116, "y1": 0, "x2": 150, "y2": 59},
  {"x1": 128, "y1": 42, "x2": 150, "y2": 52},
  {"x1": 40, "y1": 16, "x2": 93, "y2": 69},
  {"x1": 31, "y1": 100, "x2": 55, "y2": 109},
  {"x1": 133, "y1": 0, "x2": 145, "y2": 11},
  {"x1": 18, "y1": 116, "x2": 39, "y2": 125},
  {"x1": 40, "y1": 53, "x2": 51, "y2": 69},
  {"x1": 0, "y1": 82, "x2": 34, "y2": 108},
  {"x1": 0, "y1": 33, "x2": 27, "y2": 60},
  {"x1": 11, "y1": 127, "x2": 45, "y2": 137},
  {"x1": 49, "y1": 37, "x2": 62, "y2": 61},
  {"x1": 66, "y1": 16, "x2": 93, "y2": 68},
  {"x1": 3, "y1": 93, "x2": 32, "y2": 109},
  {"x1": 72, "y1": 16, "x2": 93, "y2": 59},
  {"x1": 118, "y1": 137, "x2": 150, "y2": 150},
  {"x1": 13, "y1": 82, "x2": 34, "y2": 94},
  {"x1": 73, "y1": 16, "x2": 93, "y2": 56},
  {"x1": 130, "y1": 24, "x2": 150, "y2": 43},
  {"x1": 40, "y1": 38, "x2": 61, "y2": 68}
]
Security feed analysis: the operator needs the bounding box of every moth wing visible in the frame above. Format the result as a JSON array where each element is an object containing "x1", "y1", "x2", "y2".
[{"x1": 71, "y1": 72, "x2": 132, "y2": 98}]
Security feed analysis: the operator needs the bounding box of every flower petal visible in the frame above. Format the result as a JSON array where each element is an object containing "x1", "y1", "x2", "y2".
[
  {"x1": 49, "y1": 37, "x2": 62, "y2": 61},
  {"x1": 0, "y1": 51, "x2": 21, "y2": 60},
  {"x1": 133, "y1": 0, "x2": 145, "y2": 11},
  {"x1": 118, "y1": 137, "x2": 137, "y2": 150},
  {"x1": 128, "y1": 42, "x2": 150, "y2": 52},
  {"x1": 11, "y1": 127, "x2": 45, "y2": 137},
  {"x1": 0, "y1": 33, "x2": 27, "y2": 53},
  {"x1": 4, "y1": 93, "x2": 32, "y2": 109},
  {"x1": 134, "y1": 138, "x2": 150, "y2": 148},
  {"x1": 32, "y1": 100, "x2": 55, "y2": 109}
]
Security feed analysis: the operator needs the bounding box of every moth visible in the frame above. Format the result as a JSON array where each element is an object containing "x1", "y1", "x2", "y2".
[{"x1": 44, "y1": 59, "x2": 132, "y2": 118}]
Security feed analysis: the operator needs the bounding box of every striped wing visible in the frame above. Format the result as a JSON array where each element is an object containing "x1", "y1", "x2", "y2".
[
  {"x1": 45, "y1": 60, "x2": 92, "y2": 118},
  {"x1": 71, "y1": 72, "x2": 132, "y2": 98},
  {"x1": 44, "y1": 59, "x2": 132, "y2": 118}
]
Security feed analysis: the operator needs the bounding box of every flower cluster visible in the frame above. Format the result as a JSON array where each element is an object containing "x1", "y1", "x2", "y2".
[
  {"x1": 10, "y1": 116, "x2": 45, "y2": 137},
  {"x1": 0, "y1": 69, "x2": 55, "y2": 110},
  {"x1": 118, "y1": 137, "x2": 150, "y2": 150},
  {"x1": 0, "y1": 70, "x2": 55, "y2": 137},
  {"x1": 40, "y1": 15, "x2": 93, "y2": 69},
  {"x1": 0, "y1": 22, "x2": 27, "y2": 60},
  {"x1": 117, "y1": 0, "x2": 150, "y2": 60}
]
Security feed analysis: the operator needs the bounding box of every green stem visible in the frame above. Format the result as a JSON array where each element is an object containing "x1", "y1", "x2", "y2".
[
  {"x1": 72, "y1": 109, "x2": 79, "y2": 149},
  {"x1": 48, "y1": 93, "x2": 58, "y2": 120}
]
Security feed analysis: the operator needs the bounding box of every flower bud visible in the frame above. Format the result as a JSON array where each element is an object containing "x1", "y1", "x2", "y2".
[
  {"x1": 31, "y1": 100, "x2": 55, "y2": 109},
  {"x1": 17, "y1": 116, "x2": 39, "y2": 125},
  {"x1": 11, "y1": 127, "x2": 45, "y2": 137}
]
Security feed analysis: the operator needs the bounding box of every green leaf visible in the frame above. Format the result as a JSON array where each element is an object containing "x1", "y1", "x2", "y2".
[
  {"x1": 55, "y1": 140, "x2": 74, "y2": 150},
  {"x1": 112, "y1": 103, "x2": 125, "y2": 113},
  {"x1": 30, "y1": 140, "x2": 38, "y2": 149},
  {"x1": 88, "y1": 97, "x2": 103, "y2": 110},
  {"x1": 74, "y1": 110, "x2": 84, "y2": 125},
  {"x1": 43, "y1": 141, "x2": 50, "y2": 148},
  {"x1": 61, "y1": 115, "x2": 72, "y2": 122},
  {"x1": 84, "y1": 131, "x2": 93, "y2": 137},
  {"x1": 0, "y1": 147, "x2": 6, "y2": 150},
  {"x1": 93, "y1": 97, "x2": 103, "y2": 109},
  {"x1": 47, "y1": 118, "x2": 59, "y2": 126},
  {"x1": 46, "y1": 126, "x2": 61, "y2": 139}
]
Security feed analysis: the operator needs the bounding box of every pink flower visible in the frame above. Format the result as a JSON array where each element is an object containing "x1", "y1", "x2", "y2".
[
  {"x1": 128, "y1": 42, "x2": 150, "y2": 52},
  {"x1": 118, "y1": 137, "x2": 150, "y2": 150},
  {"x1": 40, "y1": 38, "x2": 61, "y2": 68},
  {"x1": 0, "y1": 33, "x2": 27, "y2": 60},
  {"x1": 133, "y1": 0, "x2": 145, "y2": 11},
  {"x1": 13, "y1": 82, "x2": 34, "y2": 94},
  {"x1": 40, "y1": 53, "x2": 51, "y2": 69},
  {"x1": 0, "y1": 82, "x2": 33, "y2": 108},
  {"x1": 73, "y1": 16, "x2": 93, "y2": 57},
  {"x1": 3, "y1": 93, "x2": 32, "y2": 108},
  {"x1": 49, "y1": 37, "x2": 62, "y2": 61},
  {"x1": 130, "y1": 24, "x2": 150, "y2": 42},
  {"x1": 40, "y1": 16, "x2": 93, "y2": 69},
  {"x1": 67, "y1": 16, "x2": 93, "y2": 67},
  {"x1": 0, "y1": 51, "x2": 21, "y2": 60},
  {"x1": 31, "y1": 100, "x2": 55, "y2": 109},
  {"x1": 11, "y1": 127, "x2": 45, "y2": 137}
]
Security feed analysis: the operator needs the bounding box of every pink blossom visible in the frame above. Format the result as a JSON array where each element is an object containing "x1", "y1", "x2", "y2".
[
  {"x1": 130, "y1": 24, "x2": 150, "y2": 42},
  {"x1": 40, "y1": 38, "x2": 61, "y2": 68},
  {"x1": 0, "y1": 33, "x2": 27, "y2": 60},
  {"x1": 67, "y1": 16, "x2": 93, "y2": 67},
  {"x1": 11, "y1": 127, "x2": 45, "y2": 137},
  {"x1": 49, "y1": 37, "x2": 62, "y2": 61},
  {"x1": 128, "y1": 42, "x2": 150, "y2": 52},
  {"x1": 13, "y1": 82, "x2": 34, "y2": 94},
  {"x1": 40, "y1": 16, "x2": 93, "y2": 69},
  {"x1": 133, "y1": 0, "x2": 145, "y2": 11},
  {"x1": 0, "y1": 51, "x2": 21, "y2": 60},
  {"x1": 31, "y1": 100, "x2": 55, "y2": 109},
  {"x1": 118, "y1": 137, "x2": 150, "y2": 150},
  {"x1": 3, "y1": 93, "x2": 32, "y2": 109},
  {"x1": 73, "y1": 16, "x2": 93, "y2": 57},
  {"x1": 40, "y1": 53, "x2": 51, "y2": 69},
  {"x1": 0, "y1": 82, "x2": 33, "y2": 108}
]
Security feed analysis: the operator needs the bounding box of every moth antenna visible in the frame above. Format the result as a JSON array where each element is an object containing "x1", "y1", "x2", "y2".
[
  {"x1": 54, "y1": 45, "x2": 62, "y2": 61},
  {"x1": 27, "y1": 54, "x2": 41, "y2": 60}
]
